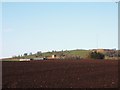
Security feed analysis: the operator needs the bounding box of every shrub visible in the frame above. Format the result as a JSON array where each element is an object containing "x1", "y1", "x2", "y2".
[{"x1": 88, "y1": 51, "x2": 105, "y2": 59}]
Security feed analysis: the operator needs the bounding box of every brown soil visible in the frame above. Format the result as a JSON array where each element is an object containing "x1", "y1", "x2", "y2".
[{"x1": 2, "y1": 59, "x2": 118, "y2": 88}]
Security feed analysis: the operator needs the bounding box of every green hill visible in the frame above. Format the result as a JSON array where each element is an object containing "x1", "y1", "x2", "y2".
[{"x1": 16, "y1": 49, "x2": 90, "y2": 59}]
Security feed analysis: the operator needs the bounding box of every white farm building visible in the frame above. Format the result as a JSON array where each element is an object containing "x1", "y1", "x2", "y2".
[{"x1": 19, "y1": 59, "x2": 30, "y2": 61}]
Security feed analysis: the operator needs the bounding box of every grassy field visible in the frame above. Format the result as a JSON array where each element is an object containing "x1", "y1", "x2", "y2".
[
  {"x1": 66, "y1": 50, "x2": 90, "y2": 58},
  {"x1": 2, "y1": 59, "x2": 20, "y2": 62}
]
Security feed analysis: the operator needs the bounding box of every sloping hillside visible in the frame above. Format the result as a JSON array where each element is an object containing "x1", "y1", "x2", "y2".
[{"x1": 15, "y1": 49, "x2": 90, "y2": 59}]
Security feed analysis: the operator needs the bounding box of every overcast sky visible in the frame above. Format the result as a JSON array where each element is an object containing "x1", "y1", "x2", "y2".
[{"x1": 2, "y1": 2, "x2": 118, "y2": 58}]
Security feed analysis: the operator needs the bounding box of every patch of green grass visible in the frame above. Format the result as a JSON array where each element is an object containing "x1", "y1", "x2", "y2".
[
  {"x1": 68, "y1": 50, "x2": 90, "y2": 58},
  {"x1": 2, "y1": 59, "x2": 20, "y2": 62}
]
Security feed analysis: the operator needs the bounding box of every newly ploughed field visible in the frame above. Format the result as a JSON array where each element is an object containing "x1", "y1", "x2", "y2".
[{"x1": 2, "y1": 59, "x2": 118, "y2": 88}]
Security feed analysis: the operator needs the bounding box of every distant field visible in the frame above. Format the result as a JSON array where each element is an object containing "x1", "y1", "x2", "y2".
[
  {"x1": 2, "y1": 59, "x2": 118, "y2": 88},
  {"x1": 64, "y1": 50, "x2": 90, "y2": 58},
  {"x1": 2, "y1": 59, "x2": 20, "y2": 62}
]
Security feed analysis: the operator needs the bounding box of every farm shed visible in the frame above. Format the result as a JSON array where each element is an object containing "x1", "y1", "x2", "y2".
[
  {"x1": 52, "y1": 55, "x2": 56, "y2": 58},
  {"x1": 31, "y1": 57, "x2": 47, "y2": 60},
  {"x1": 19, "y1": 59, "x2": 30, "y2": 61}
]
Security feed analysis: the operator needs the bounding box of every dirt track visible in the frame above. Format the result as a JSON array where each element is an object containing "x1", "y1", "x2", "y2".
[{"x1": 2, "y1": 59, "x2": 118, "y2": 88}]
